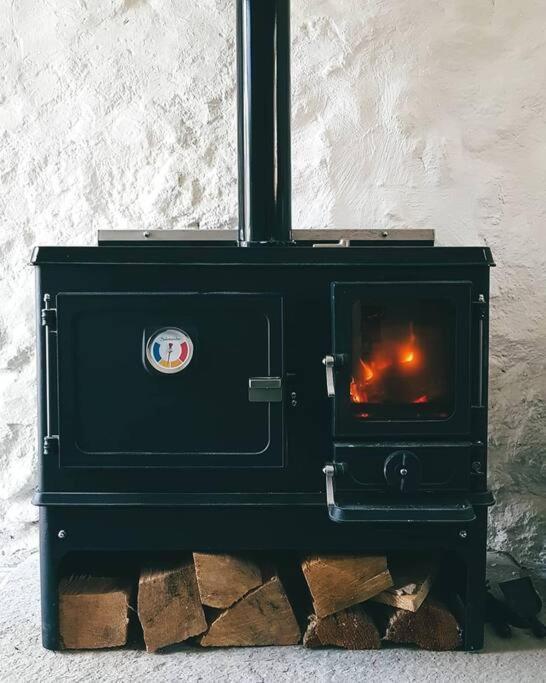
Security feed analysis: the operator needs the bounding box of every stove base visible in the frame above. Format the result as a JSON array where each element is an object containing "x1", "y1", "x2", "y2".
[{"x1": 39, "y1": 505, "x2": 488, "y2": 651}]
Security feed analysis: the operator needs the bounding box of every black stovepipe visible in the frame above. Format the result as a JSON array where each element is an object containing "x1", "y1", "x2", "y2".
[{"x1": 236, "y1": 0, "x2": 292, "y2": 245}]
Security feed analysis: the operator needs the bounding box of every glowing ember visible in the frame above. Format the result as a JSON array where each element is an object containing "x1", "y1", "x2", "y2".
[
  {"x1": 413, "y1": 394, "x2": 429, "y2": 404},
  {"x1": 350, "y1": 378, "x2": 368, "y2": 404},
  {"x1": 400, "y1": 349, "x2": 415, "y2": 364}
]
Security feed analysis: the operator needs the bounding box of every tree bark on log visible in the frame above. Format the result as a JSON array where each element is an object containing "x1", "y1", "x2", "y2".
[
  {"x1": 375, "y1": 597, "x2": 462, "y2": 651},
  {"x1": 193, "y1": 552, "x2": 262, "y2": 608},
  {"x1": 301, "y1": 555, "x2": 393, "y2": 618},
  {"x1": 137, "y1": 560, "x2": 207, "y2": 652},
  {"x1": 303, "y1": 606, "x2": 381, "y2": 650},
  {"x1": 59, "y1": 576, "x2": 132, "y2": 650},
  {"x1": 200, "y1": 576, "x2": 301, "y2": 647}
]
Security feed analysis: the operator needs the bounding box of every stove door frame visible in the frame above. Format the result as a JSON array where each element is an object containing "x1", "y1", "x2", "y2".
[{"x1": 331, "y1": 280, "x2": 473, "y2": 438}]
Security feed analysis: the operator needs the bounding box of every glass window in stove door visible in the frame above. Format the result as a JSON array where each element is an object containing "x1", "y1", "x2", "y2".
[{"x1": 349, "y1": 299, "x2": 456, "y2": 420}]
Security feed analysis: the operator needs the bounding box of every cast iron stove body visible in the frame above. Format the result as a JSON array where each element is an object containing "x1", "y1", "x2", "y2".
[{"x1": 32, "y1": 0, "x2": 494, "y2": 651}]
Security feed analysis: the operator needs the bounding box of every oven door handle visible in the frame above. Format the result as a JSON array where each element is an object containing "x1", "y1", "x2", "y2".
[
  {"x1": 322, "y1": 354, "x2": 348, "y2": 398},
  {"x1": 323, "y1": 463, "x2": 478, "y2": 523}
]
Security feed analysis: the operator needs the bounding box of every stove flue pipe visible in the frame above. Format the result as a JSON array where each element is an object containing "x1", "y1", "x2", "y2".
[{"x1": 237, "y1": 0, "x2": 292, "y2": 246}]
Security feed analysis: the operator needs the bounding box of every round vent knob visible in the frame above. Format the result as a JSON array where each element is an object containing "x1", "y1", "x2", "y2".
[{"x1": 384, "y1": 450, "x2": 421, "y2": 494}]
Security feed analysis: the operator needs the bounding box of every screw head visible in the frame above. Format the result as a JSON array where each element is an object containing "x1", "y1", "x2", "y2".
[
  {"x1": 459, "y1": 530, "x2": 468, "y2": 539},
  {"x1": 291, "y1": 400, "x2": 298, "y2": 407},
  {"x1": 382, "y1": 231, "x2": 388, "y2": 238},
  {"x1": 143, "y1": 231, "x2": 151, "y2": 238},
  {"x1": 400, "y1": 468, "x2": 408, "y2": 476},
  {"x1": 291, "y1": 392, "x2": 297, "y2": 399},
  {"x1": 58, "y1": 530, "x2": 66, "y2": 540}
]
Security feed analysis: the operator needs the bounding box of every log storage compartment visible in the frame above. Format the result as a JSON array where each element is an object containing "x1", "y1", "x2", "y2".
[
  {"x1": 32, "y1": 0, "x2": 494, "y2": 654},
  {"x1": 55, "y1": 552, "x2": 465, "y2": 652}
]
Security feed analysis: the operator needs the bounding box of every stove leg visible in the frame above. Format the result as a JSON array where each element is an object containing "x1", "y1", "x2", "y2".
[
  {"x1": 462, "y1": 509, "x2": 488, "y2": 651},
  {"x1": 39, "y1": 508, "x2": 61, "y2": 650}
]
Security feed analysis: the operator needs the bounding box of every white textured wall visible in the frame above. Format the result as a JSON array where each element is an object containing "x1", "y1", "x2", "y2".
[{"x1": 0, "y1": 0, "x2": 544, "y2": 570}]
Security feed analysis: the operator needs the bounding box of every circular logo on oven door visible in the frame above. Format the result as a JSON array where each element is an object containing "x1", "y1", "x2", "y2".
[{"x1": 146, "y1": 328, "x2": 194, "y2": 374}]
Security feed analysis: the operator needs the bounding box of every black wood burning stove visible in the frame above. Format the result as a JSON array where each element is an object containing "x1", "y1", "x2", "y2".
[{"x1": 32, "y1": 0, "x2": 494, "y2": 651}]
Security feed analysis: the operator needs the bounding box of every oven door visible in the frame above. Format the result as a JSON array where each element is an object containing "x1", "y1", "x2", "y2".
[
  {"x1": 330, "y1": 281, "x2": 472, "y2": 438},
  {"x1": 55, "y1": 292, "x2": 284, "y2": 469}
]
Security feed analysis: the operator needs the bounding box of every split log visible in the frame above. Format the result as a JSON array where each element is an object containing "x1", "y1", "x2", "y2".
[
  {"x1": 200, "y1": 576, "x2": 301, "y2": 647},
  {"x1": 371, "y1": 555, "x2": 437, "y2": 612},
  {"x1": 59, "y1": 575, "x2": 132, "y2": 649},
  {"x1": 137, "y1": 560, "x2": 207, "y2": 652},
  {"x1": 193, "y1": 553, "x2": 262, "y2": 609},
  {"x1": 301, "y1": 554, "x2": 393, "y2": 618},
  {"x1": 376, "y1": 597, "x2": 462, "y2": 651},
  {"x1": 303, "y1": 606, "x2": 381, "y2": 650}
]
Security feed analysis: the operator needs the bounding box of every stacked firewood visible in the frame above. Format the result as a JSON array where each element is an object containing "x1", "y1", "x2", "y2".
[{"x1": 58, "y1": 553, "x2": 461, "y2": 652}]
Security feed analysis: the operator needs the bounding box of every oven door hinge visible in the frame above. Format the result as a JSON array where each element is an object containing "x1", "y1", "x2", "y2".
[
  {"x1": 473, "y1": 294, "x2": 487, "y2": 408},
  {"x1": 41, "y1": 294, "x2": 57, "y2": 331},
  {"x1": 473, "y1": 293, "x2": 487, "y2": 316},
  {"x1": 43, "y1": 435, "x2": 59, "y2": 456},
  {"x1": 470, "y1": 441, "x2": 487, "y2": 488}
]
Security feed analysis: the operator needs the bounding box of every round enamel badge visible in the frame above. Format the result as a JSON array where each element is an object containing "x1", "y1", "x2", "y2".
[{"x1": 146, "y1": 328, "x2": 194, "y2": 374}]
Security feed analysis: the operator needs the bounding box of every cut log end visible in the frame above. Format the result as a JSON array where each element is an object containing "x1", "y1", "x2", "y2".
[
  {"x1": 372, "y1": 555, "x2": 438, "y2": 613},
  {"x1": 138, "y1": 560, "x2": 207, "y2": 652},
  {"x1": 380, "y1": 597, "x2": 462, "y2": 651},
  {"x1": 59, "y1": 576, "x2": 132, "y2": 650},
  {"x1": 303, "y1": 606, "x2": 381, "y2": 650},
  {"x1": 200, "y1": 576, "x2": 301, "y2": 647},
  {"x1": 193, "y1": 552, "x2": 262, "y2": 609},
  {"x1": 301, "y1": 554, "x2": 393, "y2": 618}
]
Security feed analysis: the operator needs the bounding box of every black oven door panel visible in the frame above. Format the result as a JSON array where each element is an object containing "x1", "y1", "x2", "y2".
[
  {"x1": 331, "y1": 281, "x2": 472, "y2": 438},
  {"x1": 55, "y1": 292, "x2": 284, "y2": 469}
]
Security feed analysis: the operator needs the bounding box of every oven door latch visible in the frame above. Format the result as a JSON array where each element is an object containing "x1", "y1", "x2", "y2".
[
  {"x1": 248, "y1": 377, "x2": 283, "y2": 403},
  {"x1": 323, "y1": 462, "x2": 346, "y2": 506},
  {"x1": 322, "y1": 354, "x2": 347, "y2": 397}
]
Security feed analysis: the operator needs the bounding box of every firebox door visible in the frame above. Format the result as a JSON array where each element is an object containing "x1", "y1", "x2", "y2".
[
  {"x1": 329, "y1": 281, "x2": 473, "y2": 438},
  {"x1": 53, "y1": 292, "x2": 284, "y2": 469}
]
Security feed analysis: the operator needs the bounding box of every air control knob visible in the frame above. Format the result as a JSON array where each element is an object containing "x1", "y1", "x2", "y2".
[{"x1": 384, "y1": 450, "x2": 421, "y2": 494}]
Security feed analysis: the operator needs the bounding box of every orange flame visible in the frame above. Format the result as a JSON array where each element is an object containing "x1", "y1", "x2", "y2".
[
  {"x1": 350, "y1": 378, "x2": 368, "y2": 404},
  {"x1": 359, "y1": 359, "x2": 374, "y2": 381},
  {"x1": 400, "y1": 349, "x2": 415, "y2": 364},
  {"x1": 349, "y1": 323, "x2": 424, "y2": 404}
]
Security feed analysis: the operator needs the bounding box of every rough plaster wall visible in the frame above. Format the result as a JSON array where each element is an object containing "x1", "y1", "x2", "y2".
[{"x1": 0, "y1": 1, "x2": 544, "y2": 570}]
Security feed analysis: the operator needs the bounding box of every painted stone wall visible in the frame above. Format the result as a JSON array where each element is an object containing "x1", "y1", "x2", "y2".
[{"x1": 0, "y1": 0, "x2": 544, "y2": 570}]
